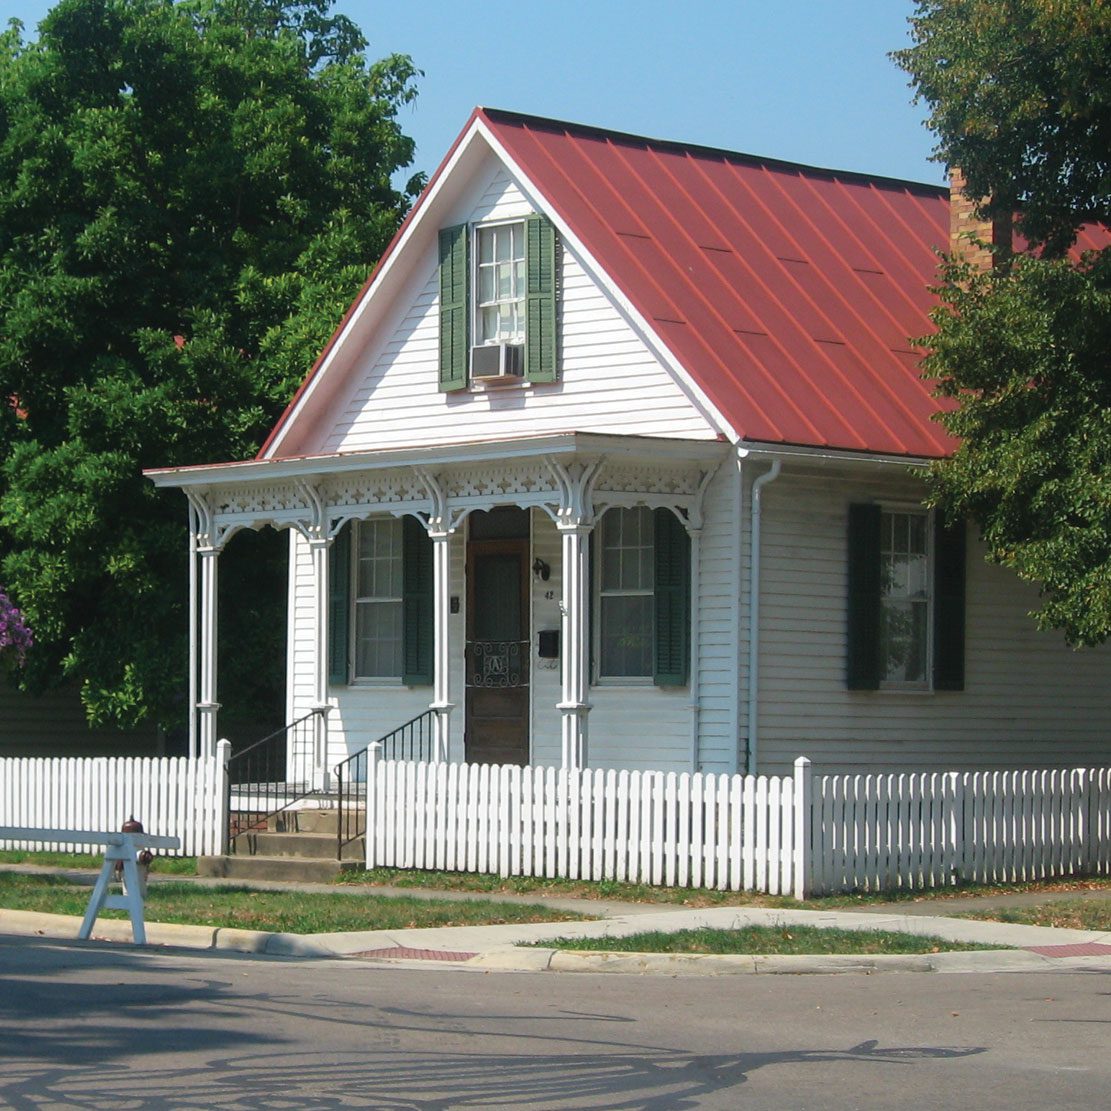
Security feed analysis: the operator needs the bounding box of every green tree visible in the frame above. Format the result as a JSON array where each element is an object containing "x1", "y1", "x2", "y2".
[
  {"x1": 0, "y1": 0, "x2": 422, "y2": 734},
  {"x1": 896, "y1": 0, "x2": 1111, "y2": 645}
]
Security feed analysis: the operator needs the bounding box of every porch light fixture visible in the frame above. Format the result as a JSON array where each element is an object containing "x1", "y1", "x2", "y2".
[{"x1": 532, "y1": 558, "x2": 551, "y2": 582}]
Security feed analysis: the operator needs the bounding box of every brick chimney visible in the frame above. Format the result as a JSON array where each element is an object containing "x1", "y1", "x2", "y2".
[{"x1": 949, "y1": 168, "x2": 1012, "y2": 271}]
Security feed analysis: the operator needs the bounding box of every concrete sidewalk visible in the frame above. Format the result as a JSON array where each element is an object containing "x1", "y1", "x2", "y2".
[{"x1": 2, "y1": 863, "x2": 1109, "y2": 975}]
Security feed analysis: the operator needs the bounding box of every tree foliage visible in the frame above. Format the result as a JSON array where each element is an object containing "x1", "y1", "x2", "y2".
[
  {"x1": 897, "y1": 0, "x2": 1111, "y2": 646},
  {"x1": 922, "y1": 252, "x2": 1111, "y2": 646},
  {"x1": 0, "y1": 0, "x2": 421, "y2": 730},
  {"x1": 895, "y1": 0, "x2": 1111, "y2": 256}
]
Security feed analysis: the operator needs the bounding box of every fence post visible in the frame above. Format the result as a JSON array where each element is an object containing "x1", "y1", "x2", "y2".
[
  {"x1": 948, "y1": 771, "x2": 964, "y2": 885},
  {"x1": 365, "y1": 742, "x2": 381, "y2": 870},
  {"x1": 1076, "y1": 767, "x2": 1092, "y2": 876},
  {"x1": 793, "y1": 757, "x2": 812, "y2": 900},
  {"x1": 216, "y1": 738, "x2": 232, "y2": 855}
]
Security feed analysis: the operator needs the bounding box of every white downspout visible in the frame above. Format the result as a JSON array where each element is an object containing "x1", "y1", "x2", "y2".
[
  {"x1": 688, "y1": 525, "x2": 701, "y2": 772},
  {"x1": 187, "y1": 501, "x2": 198, "y2": 761},
  {"x1": 733, "y1": 454, "x2": 745, "y2": 773},
  {"x1": 747, "y1": 459, "x2": 781, "y2": 775}
]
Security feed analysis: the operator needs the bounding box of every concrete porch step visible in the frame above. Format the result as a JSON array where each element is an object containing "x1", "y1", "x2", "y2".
[
  {"x1": 233, "y1": 807, "x2": 364, "y2": 837},
  {"x1": 197, "y1": 854, "x2": 362, "y2": 883},
  {"x1": 229, "y1": 830, "x2": 365, "y2": 861}
]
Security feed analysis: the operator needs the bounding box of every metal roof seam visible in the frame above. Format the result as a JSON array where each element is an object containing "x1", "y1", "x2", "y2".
[
  {"x1": 764, "y1": 169, "x2": 950, "y2": 450},
  {"x1": 681, "y1": 153, "x2": 876, "y2": 449}
]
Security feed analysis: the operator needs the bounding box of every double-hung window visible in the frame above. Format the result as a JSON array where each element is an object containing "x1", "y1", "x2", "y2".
[
  {"x1": 847, "y1": 503, "x2": 966, "y2": 691},
  {"x1": 594, "y1": 506, "x2": 691, "y2": 686},
  {"x1": 353, "y1": 518, "x2": 404, "y2": 679},
  {"x1": 328, "y1": 516, "x2": 433, "y2": 686},
  {"x1": 598, "y1": 507, "x2": 655, "y2": 678},
  {"x1": 878, "y1": 509, "x2": 930, "y2": 686},
  {"x1": 475, "y1": 222, "x2": 526, "y2": 345},
  {"x1": 438, "y1": 213, "x2": 558, "y2": 390}
]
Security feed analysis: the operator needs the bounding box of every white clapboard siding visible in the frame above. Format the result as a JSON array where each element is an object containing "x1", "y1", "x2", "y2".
[
  {"x1": 756, "y1": 468, "x2": 1111, "y2": 775},
  {"x1": 366, "y1": 755, "x2": 796, "y2": 893},
  {"x1": 322, "y1": 163, "x2": 721, "y2": 456},
  {"x1": 0, "y1": 755, "x2": 226, "y2": 856}
]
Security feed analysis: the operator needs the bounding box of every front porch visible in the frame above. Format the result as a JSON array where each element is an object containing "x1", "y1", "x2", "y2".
[{"x1": 148, "y1": 432, "x2": 729, "y2": 786}]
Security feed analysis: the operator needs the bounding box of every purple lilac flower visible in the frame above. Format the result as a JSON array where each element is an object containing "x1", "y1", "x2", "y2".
[{"x1": 0, "y1": 589, "x2": 33, "y2": 667}]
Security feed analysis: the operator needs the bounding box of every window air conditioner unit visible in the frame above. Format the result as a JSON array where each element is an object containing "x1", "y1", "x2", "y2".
[{"x1": 471, "y1": 343, "x2": 523, "y2": 382}]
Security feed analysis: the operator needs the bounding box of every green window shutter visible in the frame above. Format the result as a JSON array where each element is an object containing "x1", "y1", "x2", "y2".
[
  {"x1": 402, "y1": 515, "x2": 434, "y2": 685},
  {"x1": 846, "y1": 503, "x2": 881, "y2": 690},
  {"x1": 328, "y1": 524, "x2": 351, "y2": 685},
  {"x1": 525, "y1": 213, "x2": 558, "y2": 384},
  {"x1": 653, "y1": 508, "x2": 691, "y2": 687},
  {"x1": 438, "y1": 224, "x2": 468, "y2": 392},
  {"x1": 932, "y1": 514, "x2": 967, "y2": 691}
]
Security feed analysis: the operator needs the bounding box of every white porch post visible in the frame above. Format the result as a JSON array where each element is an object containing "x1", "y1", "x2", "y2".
[
  {"x1": 307, "y1": 533, "x2": 332, "y2": 790},
  {"x1": 549, "y1": 459, "x2": 602, "y2": 771},
  {"x1": 197, "y1": 544, "x2": 220, "y2": 760},
  {"x1": 299, "y1": 481, "x2": 333, "y2": 791},
  {"x1": 416, "y1": 469, "x2": 460, "y2": 765},
  {"x1": 186, "y1": 491, "x2": 222, "y2": 760},
  {"x1": 557, "y1": 520, "x2": 593, "y2": 769},
  {"x1": 430, "y1": 525, "x2": 452, "y2": 763}
]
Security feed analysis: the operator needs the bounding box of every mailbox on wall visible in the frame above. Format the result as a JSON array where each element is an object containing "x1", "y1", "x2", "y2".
[{"x1": 537, "y1": 629, "x2": 560, "y2": 659}]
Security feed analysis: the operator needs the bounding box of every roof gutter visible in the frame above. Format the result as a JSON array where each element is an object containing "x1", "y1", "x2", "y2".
[{"x1": 746, "y1": 457, "x2": 782, "y2": 776}]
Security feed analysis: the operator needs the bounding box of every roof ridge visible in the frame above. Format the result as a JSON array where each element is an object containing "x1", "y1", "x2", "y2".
[{"x1": 477, "y1": 106, "x2": 947, "y2": 198}]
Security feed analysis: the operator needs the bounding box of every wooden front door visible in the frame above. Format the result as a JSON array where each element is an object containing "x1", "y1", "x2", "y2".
[{"x1": 465, "y1": 536, "x2": 530, "y2": 765}]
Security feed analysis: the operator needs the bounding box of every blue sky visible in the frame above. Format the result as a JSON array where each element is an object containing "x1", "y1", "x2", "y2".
[{"x1": 6, "y1": 1, "x2": 941, "y2": 185}]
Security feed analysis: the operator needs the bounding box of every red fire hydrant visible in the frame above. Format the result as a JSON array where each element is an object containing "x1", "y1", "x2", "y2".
[{"x1": 116, "y1": 816, "x2": 153, "y2": 897}]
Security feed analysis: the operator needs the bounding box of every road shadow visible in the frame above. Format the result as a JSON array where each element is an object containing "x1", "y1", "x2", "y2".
[{"x1": 1, "y1": 937, "x2": 988, "y2": 1109}]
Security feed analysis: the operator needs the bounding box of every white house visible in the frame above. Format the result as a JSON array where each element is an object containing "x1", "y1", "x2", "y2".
[{"x1": 146, "y1": 108, "x2": 1111, "y2": 786}]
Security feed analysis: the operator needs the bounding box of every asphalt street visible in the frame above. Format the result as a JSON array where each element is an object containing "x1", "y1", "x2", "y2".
[{"x1": 1, "y1": 935, "x2": 1108, "y2": 1110}]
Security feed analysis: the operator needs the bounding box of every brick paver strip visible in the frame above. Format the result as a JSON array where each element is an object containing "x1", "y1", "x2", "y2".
[
  {"x1": 351, "y1": 947, "x2": 478, "y2": 962},
  {"x1": 1023, "y1": 942, "x2": 1111, "y2": 958}
]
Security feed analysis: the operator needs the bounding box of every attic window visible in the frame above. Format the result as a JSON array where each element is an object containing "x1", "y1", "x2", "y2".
[
  {"x1": 438, "y1": 215, "x2": 559, "y2": 392},
  {"x1": 475, "y1": 222, "x2": 526, "y2": 345}
]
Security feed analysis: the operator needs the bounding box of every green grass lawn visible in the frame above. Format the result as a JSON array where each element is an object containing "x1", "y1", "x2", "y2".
[
  {"x1": 525, "y1": 925, "x2": 1005, "y2": 956},
  {"x1": 0, "y1": 850, "x2": 196, "y2": 874},
  {"x1": 0, "y1": 873, "x2": 582, "y2": 934},
  {"x1": 339, "y1": 865, "x2": 1111, "y2": 909},
  {"x1": 959, "y1": 897, "x2": 1111, "y2": 932}
]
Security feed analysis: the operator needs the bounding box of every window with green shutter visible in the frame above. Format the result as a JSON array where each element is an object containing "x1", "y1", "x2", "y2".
[
  {"x1": 327, "y1": 517, "x2": 433, "y2": 686},
  {"x1": 653, "y1": 508, "x2": 691, "y2": 687},
  {"x1": 524, "y1": 214, "x2": 558, "y2": 383},
  {"x1": 328, "y1": 523, "x2": 352, "y2": 685},
  {"x1": 846, "y1": 503, "x2": 965, "y2": 691},
  {"x1": 438, "y1": 214, "x2": 559, "y2": 389},
  {"x1": 401, "y1": 515, "x2": 434, "y2": 686},
  {"x1": 593, "y1": 506, "x2": 691, "y2": 686},
  {"x1": 438, "y1": 224, "x2": 468, "y2": 392}
]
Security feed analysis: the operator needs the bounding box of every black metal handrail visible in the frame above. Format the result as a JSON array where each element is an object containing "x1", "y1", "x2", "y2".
[
  {"x1": 335, "y1": 709, "x2": 436, "y2": 860},
  {"x1": 225, "y1": 708, "x2": 326, "y2": 850}
]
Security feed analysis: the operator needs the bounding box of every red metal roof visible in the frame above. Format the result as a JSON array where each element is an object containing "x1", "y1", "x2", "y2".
[
  {"x1": 481, "y1": 108, "x2": 958, "y2": 458},
  {"x1": 262, "y1": 108, "x2": 1110, "y2": 462}
]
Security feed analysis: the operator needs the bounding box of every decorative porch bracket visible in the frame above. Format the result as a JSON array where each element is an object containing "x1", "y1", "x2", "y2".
[
  {"x1": 545, "y1": 458, "x2": 604, "y2": 771},
  {"x1": 414, "y1": 468, "x2": 470, "y2": 763}
]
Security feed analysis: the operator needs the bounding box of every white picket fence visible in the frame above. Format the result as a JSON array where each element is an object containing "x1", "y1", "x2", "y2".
[
  {"x1": 365, "y1": 755, "x2": 798, "y2": 893},
  {"x1": 363, "y1": 753, "x2": 1111, "y2": 896},
  {"x1": 813, "y1": 766, "x2": 1111, "y2": 893},
  {"x1": 0, "y1": 750, "x2": 229, "y2": 857}
]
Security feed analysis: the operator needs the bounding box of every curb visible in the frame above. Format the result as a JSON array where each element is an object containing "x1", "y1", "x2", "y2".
[
  {"x1": 463, "y1": 945, "x2": 1060, "y2": 976},
  {"x1": 0, "y1": 909, "x2": 336, "y2": 958}
]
